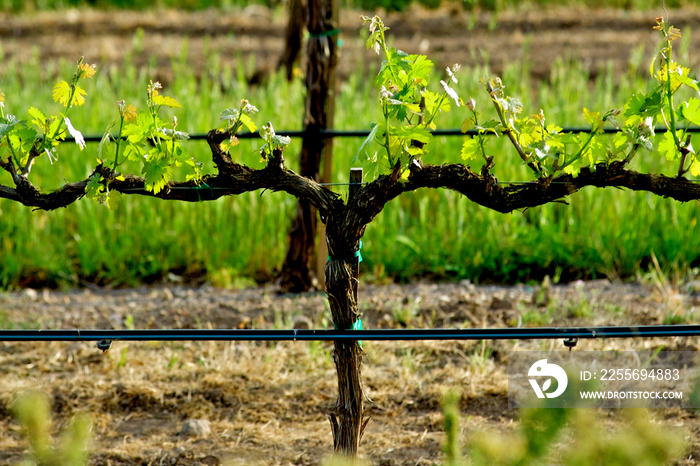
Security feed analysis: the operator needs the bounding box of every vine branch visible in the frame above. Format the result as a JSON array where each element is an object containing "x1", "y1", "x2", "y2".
[{"x1": 0, "y1": 130, "x2": 343, "y2": 216}]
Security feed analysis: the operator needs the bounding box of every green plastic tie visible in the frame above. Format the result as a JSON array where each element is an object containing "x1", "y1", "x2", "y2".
[
  {"x1": 194, "y1": 182, "x2": 212, "y2": 202},
  {"x1": 308, "y1": 28, "x2": 341, "y2": 38}
]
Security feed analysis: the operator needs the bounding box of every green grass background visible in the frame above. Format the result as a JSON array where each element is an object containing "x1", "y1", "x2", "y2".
[{"x1": 0, "y1": 5, "x2": 699, "y2": 289}]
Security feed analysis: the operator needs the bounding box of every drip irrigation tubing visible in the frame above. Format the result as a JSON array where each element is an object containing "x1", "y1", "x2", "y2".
[
  {"x1": 76, "y1": 126, "x2": 700, "y2": 144},
  {"x1": 2, "y1": 324, "x2": 699, "y2": 343}
]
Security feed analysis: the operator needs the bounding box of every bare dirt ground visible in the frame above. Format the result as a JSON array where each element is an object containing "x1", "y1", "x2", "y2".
[
  {"x1": 2, "y1": 5, "x2": 700, "y2": 465},
  {"x1": 1, "y1": 279, "x2": 700, "y2": 465}
]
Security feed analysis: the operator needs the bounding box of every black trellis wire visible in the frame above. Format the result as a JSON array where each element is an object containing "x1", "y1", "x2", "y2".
[
  {"x1": 1, "y1": 325, "x2": 699, "y2": 345},
  {"x1": 43, "y1": 128, "x2": 700, "y2": 348},
  {"x1": 75, "y1": 126, "x2": 700, "y2": 144}
]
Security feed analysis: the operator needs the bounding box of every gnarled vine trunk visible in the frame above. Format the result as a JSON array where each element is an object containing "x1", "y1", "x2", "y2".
[
  {"x1": 325, "y1": 258, "x2": 366, "y2": 454},
  {"x1": 325, "y1": 168, "x2": 368, "y2": 456}
]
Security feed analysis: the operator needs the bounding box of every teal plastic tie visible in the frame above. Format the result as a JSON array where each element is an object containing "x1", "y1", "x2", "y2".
[
  {"x1": 327, "y1": 240, "x2": 362, "y2": 263},
  {"x1": 353, "y1": 318, "x2": 363, "y2": 347},
  {"x1": 334, "y1": 318, "x2": 363, "y2": 347}
]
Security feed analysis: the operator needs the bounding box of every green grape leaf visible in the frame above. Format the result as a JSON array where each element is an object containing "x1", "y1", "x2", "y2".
[
  {"x1": 152, "y1": 92, "x2": 182, "y2": 108},
  {"x1": 124, "y1": 143, "x2": 144, "y2": 162},
  {"x1": 0, "y1": 116, "x2": 24, "y2": 139},
  {"x1": 387, "y1": 90, "x2": 421, "y2": 121},
  {"x1": 515, "y1": 117, "x2": 543, "y2": 147},
  {"x1": 219, "y1": 108, "x2": 240, "y2": 131},
  {"x1": 376, "y1": 48, "x2": 411, "y2": 87},
  {"x1": 689, "y1": 157, "x2": 700, "y2": 177},
  {"x1": 392, "y1": 125, "x2": 432, "y2": 145},
  {"x1": 587, "y1": 135, "x2": 606, "y2": 164},
  {"x1": 623, "y1": 89, "x2": 664, "y2": 126},
  {"x1": 681, "y1": 98, "x2": 700, "y2": 126},
  {"x1": 422, "y1": 89, "x2": 452, "y2": 118},
  {"x1": 52, "y1": 81, "x2": 71, "y2": 106},
  {"x1": 15, "y1": 127, "x2": 37, "y2": 154},
  {"x1": 406, "y1": 54, "x2": 433, "y2": 85},
  {"x1": 387, "y1": 98, "x2": 421, "y2": 114},
  {"x1": 546, "y1": 124, "x2": 563, "y2": 134},
  {"x1": 461, "y1": 117, "x2": 476, "y2": 133},
  {"x1": 476, "y1": 120, "x2": 502, "y2": 135},
  {"x1": 677, "y1": 73, "x2": 699, "y2": 92},
  {"x1": 659, "y1": 131, "x2": 679, "y2": 161},
  {"x1": 406, "y1": 146, "x2": 424, "y2": 157},
  {"x1": 71, "y1": 86, "x2": 87, "y2": 107},
  {"x1": 52, "y1": 81, "x2": 86, "y2": 107},
  {"x1": 563, "y1": 163, "x2": 580, "y2": 177},
  {"x1": 612, "y1": 131, "x2": 631, "y2": 155},
  {"x1": 122, "y1": 113, "x2": 152, "y2": 144},
  {"x1": 658, "y1": 63, "x2": 698, "y2": 93},
  {"x1": 460, "y1": 137, "x2": 480, "y2": 161},
  {"x1": 105, "y1": 190, "x2": 122, "y2": 210},
  {"x1": 505, "y1": 97, "x2": 523, "y2": 116},
  {"x1": 96, "y1": 122, "x2": 115, "y2": 163},
  {"x1": 422, "y1": 90, "x2": 439, "y2": 115},
  {"x1": 583, "y1": 108, "x2": 605, "y2": 134},
  {"x1": 353, "y1": 123, "x2": 381, "y2": 163},
  {"x1": 546, "y1": 132, "x2": 567, "y2": 153},
  {"x1": 48, "y1": 117, "x2": 61, "y2": 139},
  {"x1": 239, "y1": 113, "x2": 257, "y2": 133},
  {"x1": 84, "y1": 173, "x2": 104, "y2": 199},
  {"x1": 172, "y1": 143, "x2": 189, "y2": 164},
  {"x1": 28, "y1": 107, "x2": 47, "y2": 132},
  {"x1": 6, "y1": 133, "x2": 23, "y2": 164},
  {"x1": 142, "y1": 153, "x2": 173, "y2": 194}
]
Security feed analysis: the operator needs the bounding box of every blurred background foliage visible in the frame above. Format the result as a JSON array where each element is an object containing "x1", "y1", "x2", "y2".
[
  {"x1": 0, "y1": 0, "x2": 698, "y2": 289},
  {"x1": 0, "y1": 0, "x2": 696, "y2": 13}
]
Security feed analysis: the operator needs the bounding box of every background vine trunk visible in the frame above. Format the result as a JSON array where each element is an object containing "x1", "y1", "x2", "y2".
[{"x1": 278, "y1": 0, "x2": 339, "y2": 293}]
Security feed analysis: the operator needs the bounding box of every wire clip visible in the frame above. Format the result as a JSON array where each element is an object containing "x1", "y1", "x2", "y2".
[
  {"x1": 563, "y1": 337, "x2": 578, "y2": 351},
  {"x1": 96, "y1": 339, "x2": 112, "y2": 352}
]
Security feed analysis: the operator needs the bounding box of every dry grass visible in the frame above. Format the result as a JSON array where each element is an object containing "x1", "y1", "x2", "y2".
[{"x1": 0, "y1": 280, "x2": 698, "y2": 464}]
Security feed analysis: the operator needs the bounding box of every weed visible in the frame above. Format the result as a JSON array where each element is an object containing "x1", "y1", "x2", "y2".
[
  {"x1": 123, "y1": 314, "x2": 135, "y2": 330},
  {"x1": 167, "y1": 351, "x2": 179, "y2": 370},
  {"x1": 567, "y1": 298, "x2": 593, "y2": 319},
  {"x1": 392, "y1": 306, "x2": 416, "y2": 327},
  {"x1": 13, "y1": 391, "x2": 91, "y2": 466},
  {"x1": 663, "y1": 310, "x2": 690, "y2": 325},
  {"x1": 117, "y1": 347, "x2": 128, "y2": 369},
  {"x1": 0, "y1": 310, "x2": 14, "y2": 329},
  {"x1": 457, "y1": 397, "x2": 687, "y2": 465},
  {"x1": 467, "y1": 341, "x2": 492, "y2": 374},
  {"x1": 441, "y1": 389, "x2": 463, "y2": 466}
]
